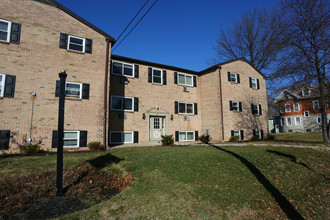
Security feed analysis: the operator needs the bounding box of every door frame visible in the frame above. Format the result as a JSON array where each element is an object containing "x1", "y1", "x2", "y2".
[{"x1": 147, "y1": 107, "x2": 169, "y2": 141}]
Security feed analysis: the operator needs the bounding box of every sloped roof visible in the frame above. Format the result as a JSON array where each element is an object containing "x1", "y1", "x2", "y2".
[{"x1": 274, "y1": 84, "x2": 320, "y2": 102}]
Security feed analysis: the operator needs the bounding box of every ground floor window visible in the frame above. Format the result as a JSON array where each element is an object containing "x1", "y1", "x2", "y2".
[
  {"x1": 253, "y1": 130, "x2": 263, "y2": 140},
  {"x1": 286, "y1": 117, "x2": 292, "y2": 126},
  {"x1": 295, "y1": 116, "x2": 302, "y2": 126},
  {"x1": 179, "y1": 131, "x2": 195, "y2": 141},
  {"x1": 231, "y1": 130, "x2": 243, "y2": 140},
  {"x1": 110, "y1": 131, "x2": 139, "y2": 144},
  {"x1": 0, "y1": 130, "x2": 10, "y2": 150},
  {"x1": 317, "y1": 116, "x2": 321, "y2": 124},
  {"x1": 63, "y1": 131, "x2": 80, "y2": 147}
]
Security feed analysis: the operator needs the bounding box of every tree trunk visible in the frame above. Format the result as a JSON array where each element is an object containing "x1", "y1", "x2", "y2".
[{"x1": 318, "y1": 80, "x2": 330, "y2": 144}]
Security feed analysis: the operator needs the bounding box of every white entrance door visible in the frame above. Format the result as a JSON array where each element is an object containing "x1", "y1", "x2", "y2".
[{"x1": 150, "y1": 116, "x2": 165, "y2": 141}]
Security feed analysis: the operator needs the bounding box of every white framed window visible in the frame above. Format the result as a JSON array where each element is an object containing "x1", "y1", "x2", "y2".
[
  {"x1": 65, "y1": 82, "x2": 82, "y2": 99},
  {"x1": 295, "y1": 116, "x2": 301, "y2": 125},
  {"x1": 317, "y1": 116, "x2": 321, "y2": 124},
  {"x1": 179, "y1": 131, "x2": 195, "y2": 141},
  {"x1": 304, "y1": 111, "x2": 310, "y2": 117},
  {"x1": 229, "y1": 72, "x2": 238, "y2": 83},
  {"x1": 111, "y1": 96, "x2": 134, "y2": 111},
  {"x1": 280, "y1": 118, "x2": 284, "y2": 126},
  {"x1": 232, "y1": 130, "x2": 242, "y2": 140},
  {"x1": 112, "y1": 61, "x2": 134, "y2": 77},
  {"x1": 252, "y1": 104, "x2": 261, "y2": 115},
  {"x1": 254, "y1": 130, "x2": 262, "y2": 139},
  {"x1": 0, "y1": 74, "x2": 5, "y2": 97},
  {"x1": 285, "y1": 103, "x2": 291, "y2": 112},
  {"x1": 110, "y1": 131, "x2": 133, "y2": 144},
  {"x1": 251, "y1": 78, "x2": 257, "y2": 89},
  {"x1": 67, "y1": 35, "x2": 86, "y2": 53},
  {"x1": 231, "y1": 101, "x2": 239, "y2": 111},
  {"x1": 178, "y1": 102, "x2": 194, "y2": 114},
  {"x1": 313, "y1": 100, "x2": 319, "y2": 110},
  {"x1": 177, "y1": 73, "x2": 193, "y2": 86},
  {"x1": 293, "y1": 102, "x2": 300, "y2": 112},
  {"x1": 0, "y1": 19, "x2": 11, "y2": 42},
  {"x1": 63, "y1": 131, "x2": 80, "y2": 148},
  {"x1": 152, "y1": 68, "x2": 163, "y2": 84},
  {"x1": 286, "y1": 117, "x2": 292, "y2": 126}
]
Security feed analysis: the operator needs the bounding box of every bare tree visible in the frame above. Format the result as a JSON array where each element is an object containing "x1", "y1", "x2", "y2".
[
  {"x1": 271, "y1": 0, "x2": 330, "y2": 143},
  {"x1": 214, "y1": 8, "x2": 281, "y2": 71}
]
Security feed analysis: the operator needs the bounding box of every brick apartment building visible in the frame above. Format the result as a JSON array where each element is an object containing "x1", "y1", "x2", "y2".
[{"x1": 0, "y1": 0, "x2": 268, "y2": 152}]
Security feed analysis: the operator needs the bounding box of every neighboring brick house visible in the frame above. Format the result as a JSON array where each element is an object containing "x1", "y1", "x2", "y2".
[
  {"x1": 110, "y1": 55, "x2": 268, "y2": 144},
  {"x1": 274, "y1": 85, "x2": 330, "y2": 132},
  {"x1": 0, "y1": 0, "x2": 115, "y2": 152}
]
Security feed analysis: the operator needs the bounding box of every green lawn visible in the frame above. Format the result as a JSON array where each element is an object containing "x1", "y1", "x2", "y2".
[{"x1": 1, "y1": 145, "x2": 329, "y2": 219}]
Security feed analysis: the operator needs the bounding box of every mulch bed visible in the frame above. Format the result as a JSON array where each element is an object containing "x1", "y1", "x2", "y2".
[{"x1": 0, "y1": 162, "x2": 134, "y2": 219}]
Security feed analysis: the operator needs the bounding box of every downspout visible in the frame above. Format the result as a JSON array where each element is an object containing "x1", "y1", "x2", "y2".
[
  {"x1": 218, "y1": 67, "x2": 225, "y2": 142},
  {"x1": 103, "y1": 39, "x2": 110, "y2": 150}
]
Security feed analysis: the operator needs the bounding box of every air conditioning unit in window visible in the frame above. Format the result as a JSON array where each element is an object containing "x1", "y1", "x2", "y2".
[
  {"x1": 183, "y1": 87, "x2": 190, "y2": 92},
  {"x1": 184, "y1": 116, "x2": 190, "y2": 121}
]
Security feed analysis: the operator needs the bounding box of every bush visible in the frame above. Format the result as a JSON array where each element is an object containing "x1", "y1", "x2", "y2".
[
  {"x1": 199, "y1": 134, "x2": 212, "y2": 144},
  {"x1": 160, "y1": 135, "x2": 174, "y2": 146},
  {"x1": 88, "y1": 141, "x2": 103, "y2": 151},
  {"x1": 250, "y1": 136, "x2": 259, "y2": 141},
  {"x1": 267, "y1": 134, "x2": 275, "y2": 140},
  {"x1": 229, "y1": 136, "x2": 239, "y2": 142},
  {"x1": 19, "y1": 144, "x2": 41, "y2": 154}
]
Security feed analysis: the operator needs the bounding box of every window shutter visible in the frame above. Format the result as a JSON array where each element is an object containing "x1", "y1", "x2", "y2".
[
  {"x1": 59, "y1": 33, "x2": 68, "y2": 49},
  {"x1": 239, "y1": 102, "x2": 242, "y2": 112},
  {"x1": 227, "y1": 72, "x2": 230, "y2": 81},
  {"x1": 175, "y1": 101, "x2": 178, "y2": 114},
  {"x1": 175, "y1": 131, "x2": 179, "y2": 142},
  {"x1": 251, "y1": 104, "x2": 254, "y2": 115},
  {"x1": 0, "y1": 130, "x2": 10, "y2": 150},
  {"x1": 240, "y1": 130, "x2": 244, "y2": 140},
  {"x1": 163, "y1": 70, "x2": 167, "y2": 85},
  {"x1": 259, "y1": 104, "x2": 262, "y2": 115},
  {"x1": 85, "y1": 39, "x2": 93, "y2": 54},
  {"x1": 193, "y1": 76, "x2": 197, "y2": 87},
  {"x1": 79, "y1": 131, "x2": 88, "y2": 147},
  {"x1": 260, "y1": 130, "x2": 264, "y2": 139},
  {"x1": 10, "y1": 22, "x2": 21, "y2": 44},
  {"x1": 195, "y1": 131, "x2": 198, "y2": 141},
  {"x1": 231, "y1": 130, "x2": 234, "y2": 137},
  {"x1": 82, "y1": 83, "x2": 90, "y2": 99},
  {"x1": 229, "y1": 101, "x2": 233, "y2": 111},
  {"x1": 134, "y1": 131, "x2": 139, "y2": 143},
  {"x1": 52, "y1": 130, "x2": 58, "y2": 148},
  {"x1": 253, "y1": 130, "x2": 256, "y2": 137},
  {"x1": 4, "y1": 75, "x2": 16, "y2": 98},
  {"x1": 134, "y1": 98, "x2": 139, "y2": 111},
  {"x1": 148, "y1": 68, "x2": 152, "y2": 83},
  {"x1": 174, "y1": 72, "x2": 177, "y2": 84},
  {"x1": 194, "y1": 103, "x2": 198, "y2": 115},
  {"x1": 55, "y1": 80, "x2": 60, "y2": 97},
  {"x1": 237, "y1": 74, "x2": 240, "y2": 83},
  {"x1": 249, "y1": 77, "x2": 252, "y2": 88},
  {"x1": 257, "y1": 79, "x2": 260, "y2": 89},
  {"x1": 134, "y1": 65, "x2": 139, "y2": 78}
]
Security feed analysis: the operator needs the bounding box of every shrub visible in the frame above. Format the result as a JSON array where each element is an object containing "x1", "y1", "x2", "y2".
[
  {"x1": 229, "y1": 136, "x2": 239, "y2": 142},
  {"x1": 267, "y1": 134, "x2": 275, "y2": 140},
  {"x1": 87, "y1": 141, "x2": 103, "y2": 151},
  {"x1": 250, "y1": 136, "x2": 259, "y2": 141},
  {"x1": 160, "y1": 135, "x2": 174, "y2": 146},
  {"x1": 199, "y1": 134, "x2": 212, "y2": 144},
  {"x1": 19, "y1": 144, "x2": 41, "y2": 154}
]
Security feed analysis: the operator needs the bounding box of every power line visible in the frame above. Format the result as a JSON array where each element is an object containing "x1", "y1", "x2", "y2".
[
  {"x1": 116, "y1": 0, "x2": 151, "y2": 42},
  {"x1": 112, "y1": 0, "x2": 159, "y2": 52}
]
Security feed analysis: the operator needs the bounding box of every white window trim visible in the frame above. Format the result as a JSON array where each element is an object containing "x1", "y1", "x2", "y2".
[
  {"x1": 254, "y1": 130, "x2": 261, "y2": 139},
  {"x1": 312, "y1": 100, "x2": 319, "y2": 110},
  {"x1": 110, "y1": 95, "x2": 134, "y2": 111},
  {"x1": 229, "y1": 72, "x2": 238, "y2": 83},
  {"x1": 295, "y1": 116, "x2": 302, "y2": 126},
  {"x1": 177, "y1": 73, "x2": 193, "y2": 87},
  {"x1": 293, "y1": 102, "x2": 300, "y2": 112},
  {"x1": 0, "y1": 19, "x2": 11, "y2": 43},
  {"x1": 63, "y1": 131, "x2": 80, "y2": 148},
  {"x1": 65, "y1": 82, "x2": 82, "y2": 99},
  {"x1": 233, "y1": 130, "x2": 241, "y2": 140},
  {"x1": 280, "y1": 118, "x2": 284, "y2": 126},
  {"x1": 251, "y1": 77, "x2": 257, "y2": 89},
  {"x1": 152, "y1": 68, "x2": 163, "y2": 85},
  {"x1": 285, "y1": 103, "x2": 291, "y2": 112},
  {"x1": 111, "y1": 60, "x2": 135, "y2": 78},
  {"x1": 231, "y1": 101, "x2": 239, "y2": 111},
  {"x1": 67, "y1": 35, "x2": 86, "y2": 53},
  {"x1": 317, "y1": 116, "x2": 321, "y2": 124},
  {"x1": 179, "y1": 131, "x2": 195, "y2": 141},
  {"x1": 304, "y1": 111, "x2": 310, "y2": 117},
  {"x1": 110, "y1": 131, "x2": 134, "y2": 144},
  {"x1": 0, "y1": 74, "x2": 5, "y2": 97},
  {"x1": 178, "y1": 102, "x2": 194, "y2": 115},
  {"x1": 286, "y1": 117, "x2": 292, "y2": 126}
]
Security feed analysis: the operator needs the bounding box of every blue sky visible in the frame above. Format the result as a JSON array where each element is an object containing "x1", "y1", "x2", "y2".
[{"x1": 56, "y1": 0, "x2": 277, "y2": 72}]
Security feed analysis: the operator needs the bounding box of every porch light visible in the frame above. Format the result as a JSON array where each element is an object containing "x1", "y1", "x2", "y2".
[
  {"x1": 170, "y1": 114, "x2": 174, "y2": 121},
  {"x1": 142, "y1": 113, "x2": 146, "y2": 120}
]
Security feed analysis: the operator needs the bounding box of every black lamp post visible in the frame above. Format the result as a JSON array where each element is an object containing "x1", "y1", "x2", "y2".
[{"x1": 56, "y1": 70, "x2": 67, "y2": 197}]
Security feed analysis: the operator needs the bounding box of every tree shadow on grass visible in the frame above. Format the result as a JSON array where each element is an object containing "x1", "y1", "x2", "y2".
[
  {"x1": 210, "y1": 145, "x2": 304, "y2": 220},
  {"x1": 87, "y1": 153, "x2": 123, "y2": 169}
]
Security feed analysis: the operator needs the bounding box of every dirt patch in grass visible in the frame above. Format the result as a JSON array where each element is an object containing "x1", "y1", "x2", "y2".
[{"x1": 0, "y1": 161, "x2": 134, "y2": 219}]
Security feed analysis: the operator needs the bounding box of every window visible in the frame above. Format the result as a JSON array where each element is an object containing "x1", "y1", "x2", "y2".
[
  {"x1": 249, "y1": 77, "x2": 259, "y2": 89},
  {"x1": 178, "y1": 102, "x2": 194, "y2": 114},
  {"x1": 0, "y1": 130, "x2": 10, "y2": 150},
  {"x1": 179, "y1": 131, "x2": 195, "y2": 141},
  {"x1": 0, "y1": 19, "x2": 11, "y2": 42},
  {"x1": 65, "y1": 82, "x2": 82, "y2": 99},
  {"x1": 63, "y1": 131, "x2": 80, "y2": 148},
  {"x1": 68, "y1": 35, "x2": 86, "y2": 52},
  {"x1": 228, "y1": 72, "x2": 239, "y2": 83},
  {"x1": 295, "y1": 116, "x2": 301, "y2": 125},
  {"x1": 286, "y1": 117, "x2": 292, "y2": 126},
  {"x1": 285, "y1": 103, "x2": 291, "y2": 112},
  {"x1": 0, "y1": 74, "x2": 5, "y2": 97},
  {"x1": 253, "y1": 130, "x2": 263, "y2": 140},
  {"x1": 293, "y1": 102, "x2": 300, "y2": 112},
  {"x1": 280, "y1": 118, "x2": 284, "y2": 126},
  {"x1": 231, "y1": 130, "x2": 243, "y2": 140},
  {"x1": 313, "y1": 100, "x2": 319, "y2": 110},
  {"x1": 304, "y1": 111, "x2": 310, "y2": 117},
  {"x1": 111, "y1": 96, "x2": 134, "y2": 111},
  {"x1": 110, "y1": 131, "x2": 134, "y2": 144},
  {"x1": 251, "y1": 104, "x2": 262, "y2": 115},
  {"x1": 317, "y1": 117, "x2": 321, "y2": 124},
  {"x1": 177, "y1": 73, "x2": 193, "y2": 86},
  {"x1": 152, "y1": 68, "x2": 162, "y2": 84},
  {"x1": 112, "y1": 61, "x2": 134, "y2": 77},
  {"x1": 0, "y1": 74, "x2": 16, "y2": 98},
  {"x1": 230, "y1": 101, "x2": 242, "y2": 112}
]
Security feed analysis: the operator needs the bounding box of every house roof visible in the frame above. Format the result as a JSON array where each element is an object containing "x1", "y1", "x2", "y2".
[
  {"x1": 274, "y1": 84, "x2": 320, "y2": 102},
  {"x1": 34, "y1": 0, "x2": 116, "y2": 43}
]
